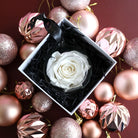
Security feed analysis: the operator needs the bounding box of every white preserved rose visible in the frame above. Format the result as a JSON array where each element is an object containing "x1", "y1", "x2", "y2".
[{"x1": 46, "y1": 51, "x2": 91, "y2": 91}]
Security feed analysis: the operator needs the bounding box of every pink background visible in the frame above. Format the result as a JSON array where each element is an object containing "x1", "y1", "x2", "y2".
[{"x1": 0, "y1": 0, "x2": 138, "y2": 137}]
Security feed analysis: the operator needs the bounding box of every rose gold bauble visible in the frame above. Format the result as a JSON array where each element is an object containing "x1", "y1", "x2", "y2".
[
  {"x1": 78, "y1": 99, "x2": 98, "y2": 119},
  {"x1": 123, "y1": 37, "x2": 138, "y2": 69},
  {"x1": 49, "y1": 6, "x2": 69, "y2": 23},
  {"x1": 99, "y1": 102, "x2": 130, "y2": 132},
  {"x1": 70, "y1": 10, "x2": 99, "y2": 38},
  {"x1": 0, "y1": 67, "x2": 7, "y2": 91},
  {"x1": 94, "y1": 82, "x2": 114, "y2": 102},
  {"x1": 0, "y1": 95, "x2": 22, "y2": 126},
  {"x1": 50, "y1": 117, "x2": 82, "y2": 138},
  {"x1": 114, "y1": 70, "x2": 138, "y2": 100},
  {"x1": 82, "y1": 120, "x2": 102, "y2": 138},
  {"x1": 60, "y1": 0, "x2": 90, "y2": 12},
  {"x1": 96, "y1": 27, "x2": 126, "y2": 57},
  {"x1": 19, "y1": 43, "x2": 36, "y2": 60},
  {"x1": 0, "y1": 34, "x2": 18, "y2": 65},
  {"x1": 32, "y1": 92, "x2": 53, "y2": 113},
  {"x1": 15, "y1": 81, "x2": 34, "y2": 100},
  {"x1": 17, "y1": 112, "x2": 48, "y2": 138}
]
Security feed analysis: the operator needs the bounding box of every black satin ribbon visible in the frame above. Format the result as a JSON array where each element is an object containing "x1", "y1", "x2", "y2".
[{"x1": 28, "y1": 13, "x2": 62, "y2": 43}]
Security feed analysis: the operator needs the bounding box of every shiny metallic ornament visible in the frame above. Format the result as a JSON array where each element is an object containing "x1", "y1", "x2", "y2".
[
  {"x1": 50, "y1": 117, "x2": 82, "y2": 138},
  {"x1": 0, "y1": 67, "x2": 7, "y2": 91},
  {"x1": 0, "y1": 95, "x2": 22, "y2": 126},
  {"x1": 19, "y1": 12, "x2": 47, "y2": 43},
  {"x1": 17, "y1": 112, "x2": 48, "y2": 138},
  {"x1": 0, "y1": 34, "x2": 18, "y2": 65},
  {"x1": 32, "y1": 92, "x2": 53, "y2": 113},
  {"x1": 15, "y1": 81, "x2": 34, "y2": 100},
  {"x1": 94, "y1": 82, "x2": 114, "y2": 102},
  {"x1": 96, "y1": 27, "x2": 126, "y2": 57},
  {"x1": 82, "y1": 120, "x2": 102, "y2": 138},
  {"x1": 60, "y1": 0, "x2": 90, "y2": 12},
  {"x1": 78, "y1": 99, "x2": 98, "y2": 119},
  {"x1": 49, "y1": 6, "x2": 69, "y2": 23},
  {"x1": 99, "y1": 102, "x2": 130, "y2": 132},
  {"x1": 114, "y1": 70, "x2": 138, "y2": 100}
]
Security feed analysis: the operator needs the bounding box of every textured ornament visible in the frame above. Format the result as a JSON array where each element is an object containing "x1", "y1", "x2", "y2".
[
  {"x1": 96, "y1": 27, "x2": 126, "y2": 57},
  {"x1": 0, "y1": 67, "x2": 7, "y2": 91},
  {"x1": 19, "y1": 43, "x2": 36, "y2": 60},
  {"x1": 0, "y1": 33, "x2": 18, "y2": 65},
  {"x1": 99, "y1": 102, "x2": 130, "y2": 132},
  {"x1": 32, "y1": 92, "x2": 53, "y2": 113},
  {"x1": 17, "y1": 112, "x2": 48, "y2": 138},
  {"x1": 78, "y1": 99, "x2": 98, "y2": 119},
  {"x1": 15, "y1": 81, "x2": 34, "y2": 100},
  {"x1": 82, "y1": 120, "x2": 102, "y2": 138},
  {"x1": 0, "y1": 95, "x2": 22, "y2": 126},
  {"x1": 19, "y1": 12, "x2": 47, "y2": 43},
  {"x1": 50, "y1": 117, "x2": 82, "y2": 138},
  {"x1": 114, "y1": 70, "x2": 138, "y2": 100},
  {"x1": 94, "y1": 82, "x2": 114, "y2": 102},
  {"x1": 123, "y1": 37, "x2": 138, "y2": 69}
]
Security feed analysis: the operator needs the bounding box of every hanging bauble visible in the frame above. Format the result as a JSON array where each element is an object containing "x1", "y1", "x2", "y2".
[
  {"x1": 49, "y1": 6, "x2": 69, "y2": 23},
  {"x1": 32, "y1": 92, "x2": 53, "y2": 113},
  {"x1": 0, "y1": 33, "x2": 18, "y2": 65},
  {"x1": 60, "y1": 0, "x2": 90, "y2": 12},
  {"x1": 70, "y1": 10, "x2": 99, "y2": 38},
  {"x1": 19, "y1": 12, "x2": 47, "y2": 43},
  {"x1": 17, "y1": 112, "x2": 48, "y2": 138},
  {"x1": 99, "y1": 102, "x2": 130, "y2": 132},
  {"x1": 94, "y1": 82, "x2": 114, "y2": 102},
  {"x1": 114, "y1": 70, "x2": 138, "y2": 100},
  {"x1": 19, "y1": 43, "x2": 36, "y2": 60},
  {"x1": 78, "y1": 99, "x2": 98, "y2": 119},
  {"x1": 50, "y1": 117, "x2": 82, "y2": 138},
  {"x1": 0, "y1": 95, "x2": 22, "y2": 126},
  {"x1": 96, "y1": 27, "x2": 126, "y2": 57},
  {"x1": 0, "y1": 67, "x2": 7, "y2": 91},
  {"x1": 15, "y1": 81, "x2": 34, "y2": 100},
  {"x1": 123, "y1": 37, "x2": 138, "y2": 69},
  {"x1": 82, "y1": 120, "x2": 102, "y2": 138}
]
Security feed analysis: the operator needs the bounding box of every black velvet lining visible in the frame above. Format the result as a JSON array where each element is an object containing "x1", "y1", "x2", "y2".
[{"x1": 23, "y1": 20, "x2": 114, "y2": 113}]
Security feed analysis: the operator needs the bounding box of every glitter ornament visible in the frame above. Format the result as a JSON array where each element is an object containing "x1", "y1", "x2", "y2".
[
  {"x1": 15, "y1": 81, "x2": 34, "y2": 100},
  {"x1": 19, "y1": 12, "x2": 47, "y2": 43},
  {"x1": 78, "y1": 99, "x2": 98, "y2": 119},
  {"x1": 0, "y1": 67, "x2": 7, "y2": 91},
  {"x1": 94, "y1": 82, "x2": 114, "y2": 102},
  {"x1": 50, "y1": 117, "x2": 82, "y2": 138},
  {"x1": 82, "y1": 120, "x2": 102, "y2": 138},
  {"x1": 0, "y1": 34, "x2": 18, "y2": 65},
  {"x1": 0, "y1": 95, "x2": 22, "y2": 126},
  {"x1": 32, "y1": 92, "x2": 53, "y2": 113},
  {"x1": 99, "y1": 102, "x2": 130, "y2": 132},
  {"x1": 114, "y1": 70, "x2": 138, "y2": 100},
  {"x1": 17, "y1": 112, "x2": 48, "y2": 138},
  {"x1": 96, "y1": 27, "x2": 126, "y2": 57}
]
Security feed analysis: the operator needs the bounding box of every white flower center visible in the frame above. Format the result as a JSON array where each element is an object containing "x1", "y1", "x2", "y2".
[{"x1": 46, "y1": 51, "x2": 90, "y2": 92}]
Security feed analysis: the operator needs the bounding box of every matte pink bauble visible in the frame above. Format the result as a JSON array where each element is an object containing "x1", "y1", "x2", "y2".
[
  {"x1": 0, "y1": 95, "x2": 22, "y2": 126},
  {"x1": 70, "y1": 10, "x2": 99, "y2": 38},
  {"x1": 50, "y1": 117, "x2": 82, "y2": 138},
  {"x1": 0, "y1": 34, "x2": 18, "y2": 65},
  {"x1": 49, "y1": 6, "x2": 69, "y2": 23},
  {"x1": 32, "y1": 92, "x2": 53, "y2": 113},
  {"x1": 0, "y1": 67, "x2": 7, "y2": 91},
  {"x1": 82, "y1": 120, "x2": 102, "y2": 138},
  {"x1": 19, "y1": 43, "x2": 36, "y2": 60},
  {"x1": 114, "y1": 70, "x2": 138, "y2": 100},
  {"x1": 94, "y1": 82, "x2": 114, "y2": 102},
  {"x1": 60, "y1": 0, "x2": 90, "y2": 12}
]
